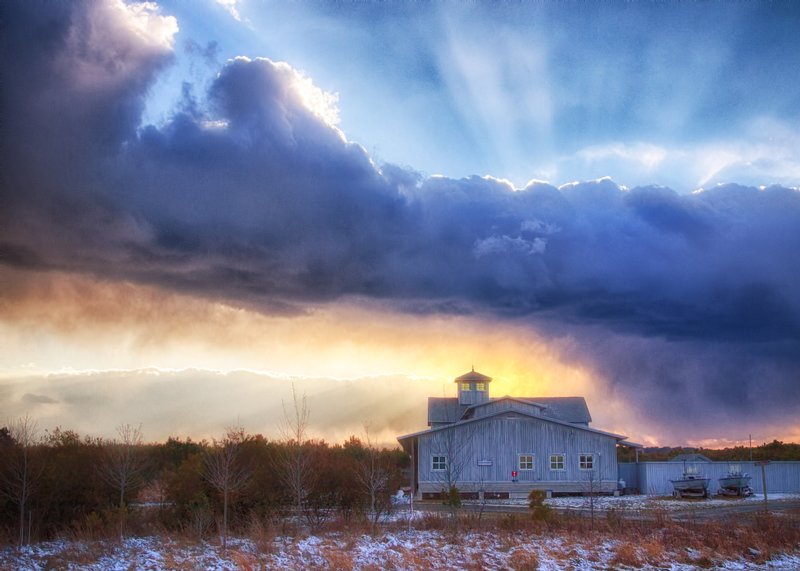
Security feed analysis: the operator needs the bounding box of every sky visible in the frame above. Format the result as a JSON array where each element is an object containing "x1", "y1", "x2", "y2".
[{"x1": 1, "y1": 0, "x2": 799, "y2": 448}]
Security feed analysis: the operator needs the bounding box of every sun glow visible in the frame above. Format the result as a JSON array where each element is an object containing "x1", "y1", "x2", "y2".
[
  {"x1": 291, "y1": 72, "x2": 340, "y2": 128},
  {"x1": 120, "y1": 1, "x2": 179, "y2": 50},
  {"x1": 0, "y1": 268, "x2": 595, "y2": 396}
]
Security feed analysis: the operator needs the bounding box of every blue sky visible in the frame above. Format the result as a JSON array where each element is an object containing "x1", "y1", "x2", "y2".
[
  {"x1": 1, "y1": 0, "x2": 799, "y2": 445},
  {"x1": 145, "y1": 0, "x2": 800, "y2": 190}
]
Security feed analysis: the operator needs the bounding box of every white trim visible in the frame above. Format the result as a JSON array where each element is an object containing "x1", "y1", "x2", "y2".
[
  {"x1": 431, "y1": 454, "x2": 447, "y2": 472},
  {"x1": 578, "y1": 453, "x2": 595, "y2": 471},
  {"x1": 518, "y1": 453, "x2": 535, "y2": 471},
  {"x1": 549, "y1": 453, "x2": 566, "y2": 471}
]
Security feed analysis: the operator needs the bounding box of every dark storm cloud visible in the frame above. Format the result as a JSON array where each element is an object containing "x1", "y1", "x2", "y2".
[{"x1": 2, "y1": 1, "x2": 799, "y2": 433}]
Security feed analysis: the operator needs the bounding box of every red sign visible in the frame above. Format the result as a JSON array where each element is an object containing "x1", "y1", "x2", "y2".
[{"x1": 511, "y1": 471, "x2": 518, "y2": 478}]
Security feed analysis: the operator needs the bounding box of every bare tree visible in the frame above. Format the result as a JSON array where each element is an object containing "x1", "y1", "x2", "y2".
[
  {"x1": 356, "y1": 423, "x2": 390, "y2": 529},
  {"x1": 0, "y1": 416, "x2": 40, "y2": 547},
  {"x1": 581, "y1": 468, "x2": 599, "y2": 532},
  {"x1": 204, "y1": 425, "x2": 251, "y2": 550},
  {"x1": 100, "y1": 423, "x2": 147, "y2": 508},
  {"x1": 430, "y1": 424, "x2": 476, "y2": 518},
  {"x1": 279, "y1": 383, "x2": 315, "y2": 517},
  {"x1": 475, "y1": 465, "x2": 489, "y2": 525}
]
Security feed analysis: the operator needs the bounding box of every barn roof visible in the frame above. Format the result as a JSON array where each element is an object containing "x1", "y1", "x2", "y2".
[
  {"x1": 427, "y1": 396, "x2": 592, "y2": 426},
  {"x1": 427, "y1": 397, "x2": 469, "y2": 424},
  {"x1": 399, "y1": 404, "x2": 626, "y2": 445},
  {"x1": 522, "y1": 396, "x2": 593, "y2": 424}
]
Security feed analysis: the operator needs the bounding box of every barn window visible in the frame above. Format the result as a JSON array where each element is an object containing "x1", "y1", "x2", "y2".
[
  {"x1": 461, "y1": 382, "x2": 471, "y2": 391},
  {"x1": 475, "y1": 382, "x2": 485, "y2": 391},
  {"x1": 550, "y1": 454, "x2": 565, "y2": 471},
  {"x1": 431, "y1": 455, "x2": 447, "y2": 471},
  {"x1": 579, "y1": 454, "x2": 594, "y2": 470},
  {"x1": 518, "y1": 454, "x2": 534, "y2": 471}
]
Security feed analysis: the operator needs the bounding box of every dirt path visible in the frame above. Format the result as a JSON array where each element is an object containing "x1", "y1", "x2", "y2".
[
  {"x1": 410, "y1": 498, "x2": 800, "y2": 522},
  {"x1": 671, "y1": 499, "x2": 800, "y2": 521}
]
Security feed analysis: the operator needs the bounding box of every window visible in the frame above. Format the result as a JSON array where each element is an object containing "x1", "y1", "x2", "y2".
[
  {"x1": 519, "y1": 454, "x2": 534, "y2": 471},
  {"x1": 461, "y1": 382, "x2": 471, "y2": 391},
  {"x1": 579, "y1": 454, "x2": 594, "y2": 471},
  {"x1": 475, "y1": 382, "x2": 485, "y2": 391},
  {"x1": 432, "y1": 455, "x2": 447, "y2": 471},
  {"x1": 550, "y1": 454, "x2": 565, "y2": 471}
]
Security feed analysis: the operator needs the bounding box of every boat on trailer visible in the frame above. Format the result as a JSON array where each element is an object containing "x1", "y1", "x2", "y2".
[
  {"x1": 670, "y1": 473, "x2": 710, "y2": 498},
  {"x1": 718, "y1": 467, "x2": 753, "y2": 496}
]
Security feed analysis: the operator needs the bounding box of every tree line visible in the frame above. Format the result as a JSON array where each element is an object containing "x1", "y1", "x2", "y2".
[
  {"x1": 0, "y1": 413, "x2": 408, "y2": 547},
  {"x1": 616, "y1": 440, "x2": 800, "y2": 463}
]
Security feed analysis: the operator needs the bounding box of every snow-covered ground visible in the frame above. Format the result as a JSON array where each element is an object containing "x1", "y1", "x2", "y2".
[
  {"x1": 3, "y1": 529, "x2": 800, "y2": 571},
  {"x1": 457, "y1": 492, "x2": 800, "y2": 512},
  {"x1": 3, "y1": 495, "x2": 799, "y2": 570},
  {"x1": 544, "y1": 492, "x2": 800, "y2": 512}
]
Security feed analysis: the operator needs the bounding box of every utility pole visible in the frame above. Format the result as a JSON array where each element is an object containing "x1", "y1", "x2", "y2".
[
  {"x1": 749, "y1": 434, "x2": 753, "y2": 462},
  {"x1": 755, "y1": 460, "x2": 770, "y2": 511}
]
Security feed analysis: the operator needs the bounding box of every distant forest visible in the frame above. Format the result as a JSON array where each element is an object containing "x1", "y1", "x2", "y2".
[
  {"x1": 616, "y1": 440, "x2": 800, "y2": 462},
  {"x1": 0, "y1": 411, "x2": 407, "y2": 547}
]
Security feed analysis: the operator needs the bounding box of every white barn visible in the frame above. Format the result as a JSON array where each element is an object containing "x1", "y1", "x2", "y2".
[{"x1": 398, "y1": 369, "x2": 632, "y2": 499}]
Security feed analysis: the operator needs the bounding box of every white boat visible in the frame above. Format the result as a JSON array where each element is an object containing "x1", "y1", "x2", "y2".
[
  {"x1": 718, "y1": 468, "x2": 752, "y2": 496},
  {"x1": 670, "y1": 473, "x2": 710, "y2": 498}
]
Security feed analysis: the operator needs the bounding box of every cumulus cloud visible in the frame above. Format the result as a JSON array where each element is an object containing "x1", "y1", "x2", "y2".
[
  {"x1": 2, "y1": 0, "x2": 799, "y2": 440},
  {"x1": 555, "y1": 137, "x2": 800, "y2": 192}
]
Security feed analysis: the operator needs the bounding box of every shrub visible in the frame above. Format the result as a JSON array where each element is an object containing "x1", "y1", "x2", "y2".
[
  {"x1": 444, "y1": 486, "x2": 462, "y2": 510},
  {"x1": 528, "y1": 490, "x2": 553, "y2": 522}
]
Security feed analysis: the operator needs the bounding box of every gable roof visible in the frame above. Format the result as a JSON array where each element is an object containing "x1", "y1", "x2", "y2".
[
  {"x1": 400, "y1": 405, "x2": 626, "y2": 445},
  {"x1": 461, "y1": 396, "x2": 547, "y2": 421},
  {"x1": 427, "y1": 395, "x2": 592, "y2": 426}
]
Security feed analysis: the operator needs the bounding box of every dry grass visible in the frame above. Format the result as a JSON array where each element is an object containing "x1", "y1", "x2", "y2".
[
  {"x1": 324, "y1": 545, "x2": 355, "y2": 570},
  {"x1": 39, "y1": 542, "x2": 113, "y2": 569},
  {"x1": 610, "y1": 541, "x2": 643, "y2": 568},
  {"x1": 4, "y1": 504, "x2": 799, "y2": 570},
  {"x1": 245, "y1": 513, "x2": 277, "y2": 554},
  {"x1": 640, "y1": 535, "x2": 666, "y2": 564},
  {"x1": 509, "y1": 547, "x2": 540, "y2": 570}
]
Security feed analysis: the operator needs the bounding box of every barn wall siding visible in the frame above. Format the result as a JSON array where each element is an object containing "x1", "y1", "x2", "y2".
[
  {"x1": 620, "y1": 461, "x2": 800, "y2": 495},
  {"x1": 417, "y1": 412, "x2": 619, "y2": 494}
]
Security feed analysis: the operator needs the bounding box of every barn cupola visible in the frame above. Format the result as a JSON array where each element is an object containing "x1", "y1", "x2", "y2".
[{"x1": 455, "y1": 368, "x2": 492, "y2": 405}]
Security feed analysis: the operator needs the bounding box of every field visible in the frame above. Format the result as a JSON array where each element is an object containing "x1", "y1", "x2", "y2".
[{"x1": 3, "y1": 496, "x2": 800, "y2": 570}]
